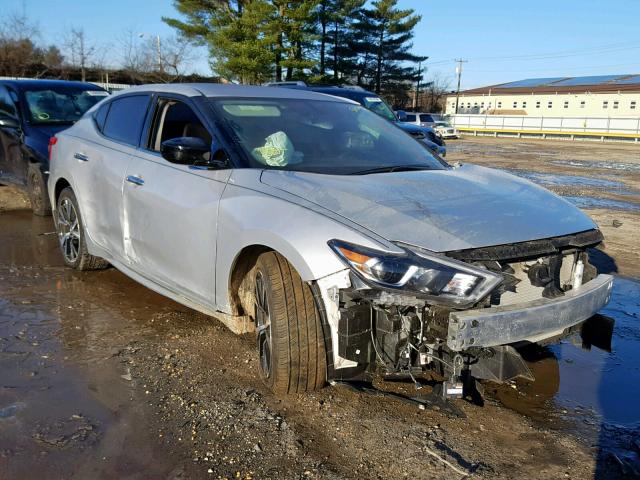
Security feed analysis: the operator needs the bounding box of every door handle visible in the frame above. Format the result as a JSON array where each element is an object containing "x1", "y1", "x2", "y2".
[
  {"x1": 74, "y1": 152, "x2": 89, "y2": 162},
  {"x1": 126, "y1": 175, "x2": 144, "y2": 186}
]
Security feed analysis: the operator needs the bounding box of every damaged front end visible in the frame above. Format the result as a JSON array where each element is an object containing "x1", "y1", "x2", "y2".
[{"x1": 316, "y1": 230, "x2": 614, "y2": 399}]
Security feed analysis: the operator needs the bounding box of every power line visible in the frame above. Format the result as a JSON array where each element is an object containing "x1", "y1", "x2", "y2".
[{"x1": 425, "y1": 40, "x2": 640, "y2": 66}]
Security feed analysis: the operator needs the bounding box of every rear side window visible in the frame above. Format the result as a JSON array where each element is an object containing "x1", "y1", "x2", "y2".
[
  {"x1": 94, "y1": 102, "x2": 110, "y2": 132},
  {"x1": 406, "y1": 114, "x2": 416, "y2": 122},
  {"x1": 102, "y1": 95, "x2": 150, "y2": 146}
]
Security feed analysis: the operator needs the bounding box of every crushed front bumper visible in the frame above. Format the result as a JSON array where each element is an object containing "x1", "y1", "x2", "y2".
[{"x1": 447, "y1": 274, "x2": 614, "y2": 350}]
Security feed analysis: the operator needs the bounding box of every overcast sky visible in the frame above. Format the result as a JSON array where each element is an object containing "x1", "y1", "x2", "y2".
[{"x1": 3, "y1": 0, "x2": 640, "y2": 89}]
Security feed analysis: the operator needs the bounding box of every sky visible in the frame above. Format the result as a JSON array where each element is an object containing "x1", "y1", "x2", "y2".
[{"x1": 2, "y1": 0, "x2": 640, "y2": 89}]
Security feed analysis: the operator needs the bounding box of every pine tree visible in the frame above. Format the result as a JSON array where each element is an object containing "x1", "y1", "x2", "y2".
[
  {"x1": 358, "y1": 0, "x2": 426, "y2": 93},
  {"x1": 164, "y1": 1, "x2": 273, "y2": 84},
  {"x1": 164, "y1": 0, "x2": 320, "y2": 83},
  {"x1": 326, "y1": 0, "x2": 365, "y2": 81}
]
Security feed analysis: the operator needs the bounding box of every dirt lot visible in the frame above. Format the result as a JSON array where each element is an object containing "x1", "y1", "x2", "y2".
[{"x1": 0, "y1": 137, "x2": 639, "y2": 479}]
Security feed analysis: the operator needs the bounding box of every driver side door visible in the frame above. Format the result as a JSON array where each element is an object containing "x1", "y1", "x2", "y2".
[{"x1": 122, "y1": 94, "x2": 232, "y2": 309}]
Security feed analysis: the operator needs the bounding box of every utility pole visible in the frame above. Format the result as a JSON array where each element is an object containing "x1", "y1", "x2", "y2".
[
  {"x1": 454, "y1": 59, "x2": 467, "y2": 114},
  {"x1": 415, "y1": 61, "x2": 422, "y2": 110}
]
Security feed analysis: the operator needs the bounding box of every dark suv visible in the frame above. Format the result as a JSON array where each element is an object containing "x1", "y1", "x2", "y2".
[
  {"x1": 267, "y1": 82, "x2": 446, "y2": 156},
  {"x1": 0, "y1": 79, "x2": 109, "y2": 215}
]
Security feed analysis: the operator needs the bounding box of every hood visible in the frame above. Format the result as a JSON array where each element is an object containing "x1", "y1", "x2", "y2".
[
  {"x1": 396, "y1": 122, "x2": 433, "y2": 134},
  {"x1": 260, "y1": 164, "x2": 597, "y2": 252}
]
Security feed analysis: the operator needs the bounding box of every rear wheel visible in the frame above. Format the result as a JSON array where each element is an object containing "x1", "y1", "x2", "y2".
[
  {"x1": 55, "y1": 187, "x2": 109, "y2": 270},
  {"x1": 27, "y1": 164, "x2": 51, "y2": 216},
  {"x1": 254, "y1": 251, "x2": 327, "y2": 394}
]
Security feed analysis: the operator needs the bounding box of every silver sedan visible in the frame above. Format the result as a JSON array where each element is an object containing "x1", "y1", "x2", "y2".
[{"x1": 48, "y1": 84, "x2": 612, "y2": 398}]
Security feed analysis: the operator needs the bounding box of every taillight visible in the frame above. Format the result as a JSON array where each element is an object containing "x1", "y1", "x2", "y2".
[{"x1": 48, "y1": 136, "x2": 57, "y2": 161}]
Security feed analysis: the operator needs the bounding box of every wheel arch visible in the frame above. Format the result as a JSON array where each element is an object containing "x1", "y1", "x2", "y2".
[
  {"x1": 53, "y1": 177, "x2": 71, "y2": 205},
  {"x1": 225, "y1": 240, "x2": 322, "y2": 317}
]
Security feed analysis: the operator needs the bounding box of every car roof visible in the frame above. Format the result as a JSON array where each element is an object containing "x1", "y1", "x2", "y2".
[
  {"x1": 0, "y1": 79, "x2": 106, "y2": 91},
  {"x1": 118, "y1": 83, "x2": 354, "y2": 103}
]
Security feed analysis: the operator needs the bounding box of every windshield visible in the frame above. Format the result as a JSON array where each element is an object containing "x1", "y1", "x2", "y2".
[
  {"x1": 210, "y1": 98, "x2": 447, "y2": 175},
  {"x1": 436, "y1": 122, "x2": 451, "y2": 127},
  {"x1": 361, "y1": 96, "x2": 397, "y2": 122},
  {"x1": 23, "y1": 88, "x2": 108, "y2": 125}
]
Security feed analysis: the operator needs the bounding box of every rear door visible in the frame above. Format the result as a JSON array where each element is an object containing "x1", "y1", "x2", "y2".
[
  {"x1": 0, "y1": 85, "x2": 23, "y2": 183},
  {"x1": 79, "y1": 94, "x2": 151, "y2": 261},
  {"x1": 122, "y1": 95, "x2": 231, "y2": 307}
]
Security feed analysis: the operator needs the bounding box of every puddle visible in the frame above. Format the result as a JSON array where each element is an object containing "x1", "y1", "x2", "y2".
[
  {"x1": 562, "y1": 195, "x2": 640, "y2": 211},
  {"x1": 0, "y1": 209, "x2": 193, "y2": 478},
  {"x1": 499, "y1": 169, "x2": 640, "y2": 211},
  {"x1": 504, "y1": 168, "x2": 630, "y2": 190},
  {"x1": 551, "y1": 159, "x2": 640, "y2": 172},
  {"x1": 494, "y1": 276, "x2": 640, "y2": 469}
]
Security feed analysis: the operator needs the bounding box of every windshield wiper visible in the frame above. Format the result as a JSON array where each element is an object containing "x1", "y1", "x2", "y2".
[{"x1": 349, "y1": 165, "x2": 434, "y2": 175}]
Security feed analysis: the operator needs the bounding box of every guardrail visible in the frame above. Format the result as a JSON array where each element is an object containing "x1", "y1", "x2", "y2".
[{"x1": 449, "y1": 114, "x2": 640, "y2": 142}]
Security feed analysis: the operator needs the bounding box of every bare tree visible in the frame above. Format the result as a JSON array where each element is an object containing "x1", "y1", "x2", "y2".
[
  {"x1": 152, "y1": 35, "x2": 198, "y2": 82},
  {"x1": 64, "y1": 27, "x2": 95, "y2": 81},
  {"x1": 119, "y1": 29, "x2": 199, "y2": 83},
  {"x1": 418, "y1": 73, "x2": 452, "y2": 113},
  {"x1": 0, "y1": 11, "x2": 63, "y2": 77}
]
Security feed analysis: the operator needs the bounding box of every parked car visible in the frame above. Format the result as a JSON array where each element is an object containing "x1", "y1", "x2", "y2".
[
  {"x1": 0, "y1": 79, "x2": 109, "y2": 215},
  {"x1": 267, "y1": 82, "x2": 446, "y2": 156},
  {"x1": 49, "y1": 84, "x2": 612, "y2": 398},
  {"x1": 433, "y1": 121, "x2": 458, "y2": 139},
  {"x1": 397, "y1": 111, "x2": 438, "y2": 128}
]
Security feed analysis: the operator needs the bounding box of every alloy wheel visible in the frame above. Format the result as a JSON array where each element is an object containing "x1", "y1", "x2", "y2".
[
  {"x1": 57, "y1": 198, "x2": 80, "y2": 264},
  {"x1": 255, "y1": 271, "x2": 272, "y2": 378}
]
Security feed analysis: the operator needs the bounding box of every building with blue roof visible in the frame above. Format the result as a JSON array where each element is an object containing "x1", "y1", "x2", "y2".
[{"x1": 446, "y1": 74, "x2": 640, "y2": 117}]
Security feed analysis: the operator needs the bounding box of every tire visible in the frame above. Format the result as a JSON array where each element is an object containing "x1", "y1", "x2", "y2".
[
  {"x1": 55, "y1": 187, "x2": 109, "y2": 270},
  {"x1": 27, "y1": 164, "x2": 51, "y2": 216},
  {"x1": 253, "y1": 251, "x2": 327, "y2": 394}
]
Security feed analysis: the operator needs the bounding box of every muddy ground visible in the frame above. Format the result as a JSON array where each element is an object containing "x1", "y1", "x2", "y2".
[{"x1": 1, "y1": 137, "x2": 639, "y2": 479}]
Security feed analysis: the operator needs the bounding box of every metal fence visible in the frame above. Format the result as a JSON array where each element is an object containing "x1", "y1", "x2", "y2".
[{"x1": 449, "y1": 113, "x2": 640, "y2": 141}]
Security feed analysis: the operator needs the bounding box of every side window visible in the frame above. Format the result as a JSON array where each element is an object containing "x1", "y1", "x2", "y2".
[
  {"x1": 420, "y1": 114, "x2": 433, "y2": 122},
  {"x1": 0, "y1": 86, "x2": 18, "y2": 118},
  {"x1": 406, "y1": 114, "x2": 416, "y2": 122},
  {"x1": 102, "y1": 95, "x2": 150, "y2": 146},
  {"x1": 93, "y1": 102, "x2": 110, "y2": 132},
  {"x1": 149, "y1": 99, "x2": 212, "y2": 153}
]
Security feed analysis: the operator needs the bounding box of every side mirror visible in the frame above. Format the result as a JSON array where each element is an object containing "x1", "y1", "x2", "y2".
[
  {"x1": 161, "y1": 137, "x2": 210, "y2": 165},
  {"x1": 0, "y1": 116, "x2": 20, "y2": 129}
]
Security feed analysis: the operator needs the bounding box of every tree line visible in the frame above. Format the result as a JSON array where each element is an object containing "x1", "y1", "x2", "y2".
[
  {"x1": 0, "y1": 3, "x2": 451, "y2": 110},
  {"x1": 0, "y1": 11, "x2": 210, "y2": 85},
  {"x1": 164, "y1": 0, "x2": 426, "y2": 96}
]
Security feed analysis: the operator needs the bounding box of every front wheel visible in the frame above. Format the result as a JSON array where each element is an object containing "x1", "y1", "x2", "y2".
[
  {"x1": 55, "y1": 187, "x2": 109, "y2": 270},
  {"x1": 254, "y1": 251, "x2": 327, "y2": 394}
]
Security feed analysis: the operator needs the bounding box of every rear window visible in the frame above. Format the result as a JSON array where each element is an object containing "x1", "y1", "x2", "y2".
[{"x1": 102, "y1": 95, "x2": 150, "y2": 146}]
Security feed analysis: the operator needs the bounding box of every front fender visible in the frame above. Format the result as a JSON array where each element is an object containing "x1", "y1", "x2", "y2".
[{"x1": 214, "y1": 181, "x2": 393, "y2": 313}]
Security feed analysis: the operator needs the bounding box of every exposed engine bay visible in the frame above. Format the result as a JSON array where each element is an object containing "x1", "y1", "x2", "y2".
[{"x1": 317, "y1": 229, "x2": 610, "y2": 400}]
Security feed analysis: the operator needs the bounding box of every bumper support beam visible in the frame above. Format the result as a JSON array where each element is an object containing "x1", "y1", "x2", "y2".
[{"x1": 447, "y1": 274, "x2": 614, "y2": 350}]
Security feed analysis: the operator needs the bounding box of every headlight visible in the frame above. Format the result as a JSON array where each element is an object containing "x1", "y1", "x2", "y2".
[{"x1": 328, "y1": 239, "x2": 502, "y2": 307}]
